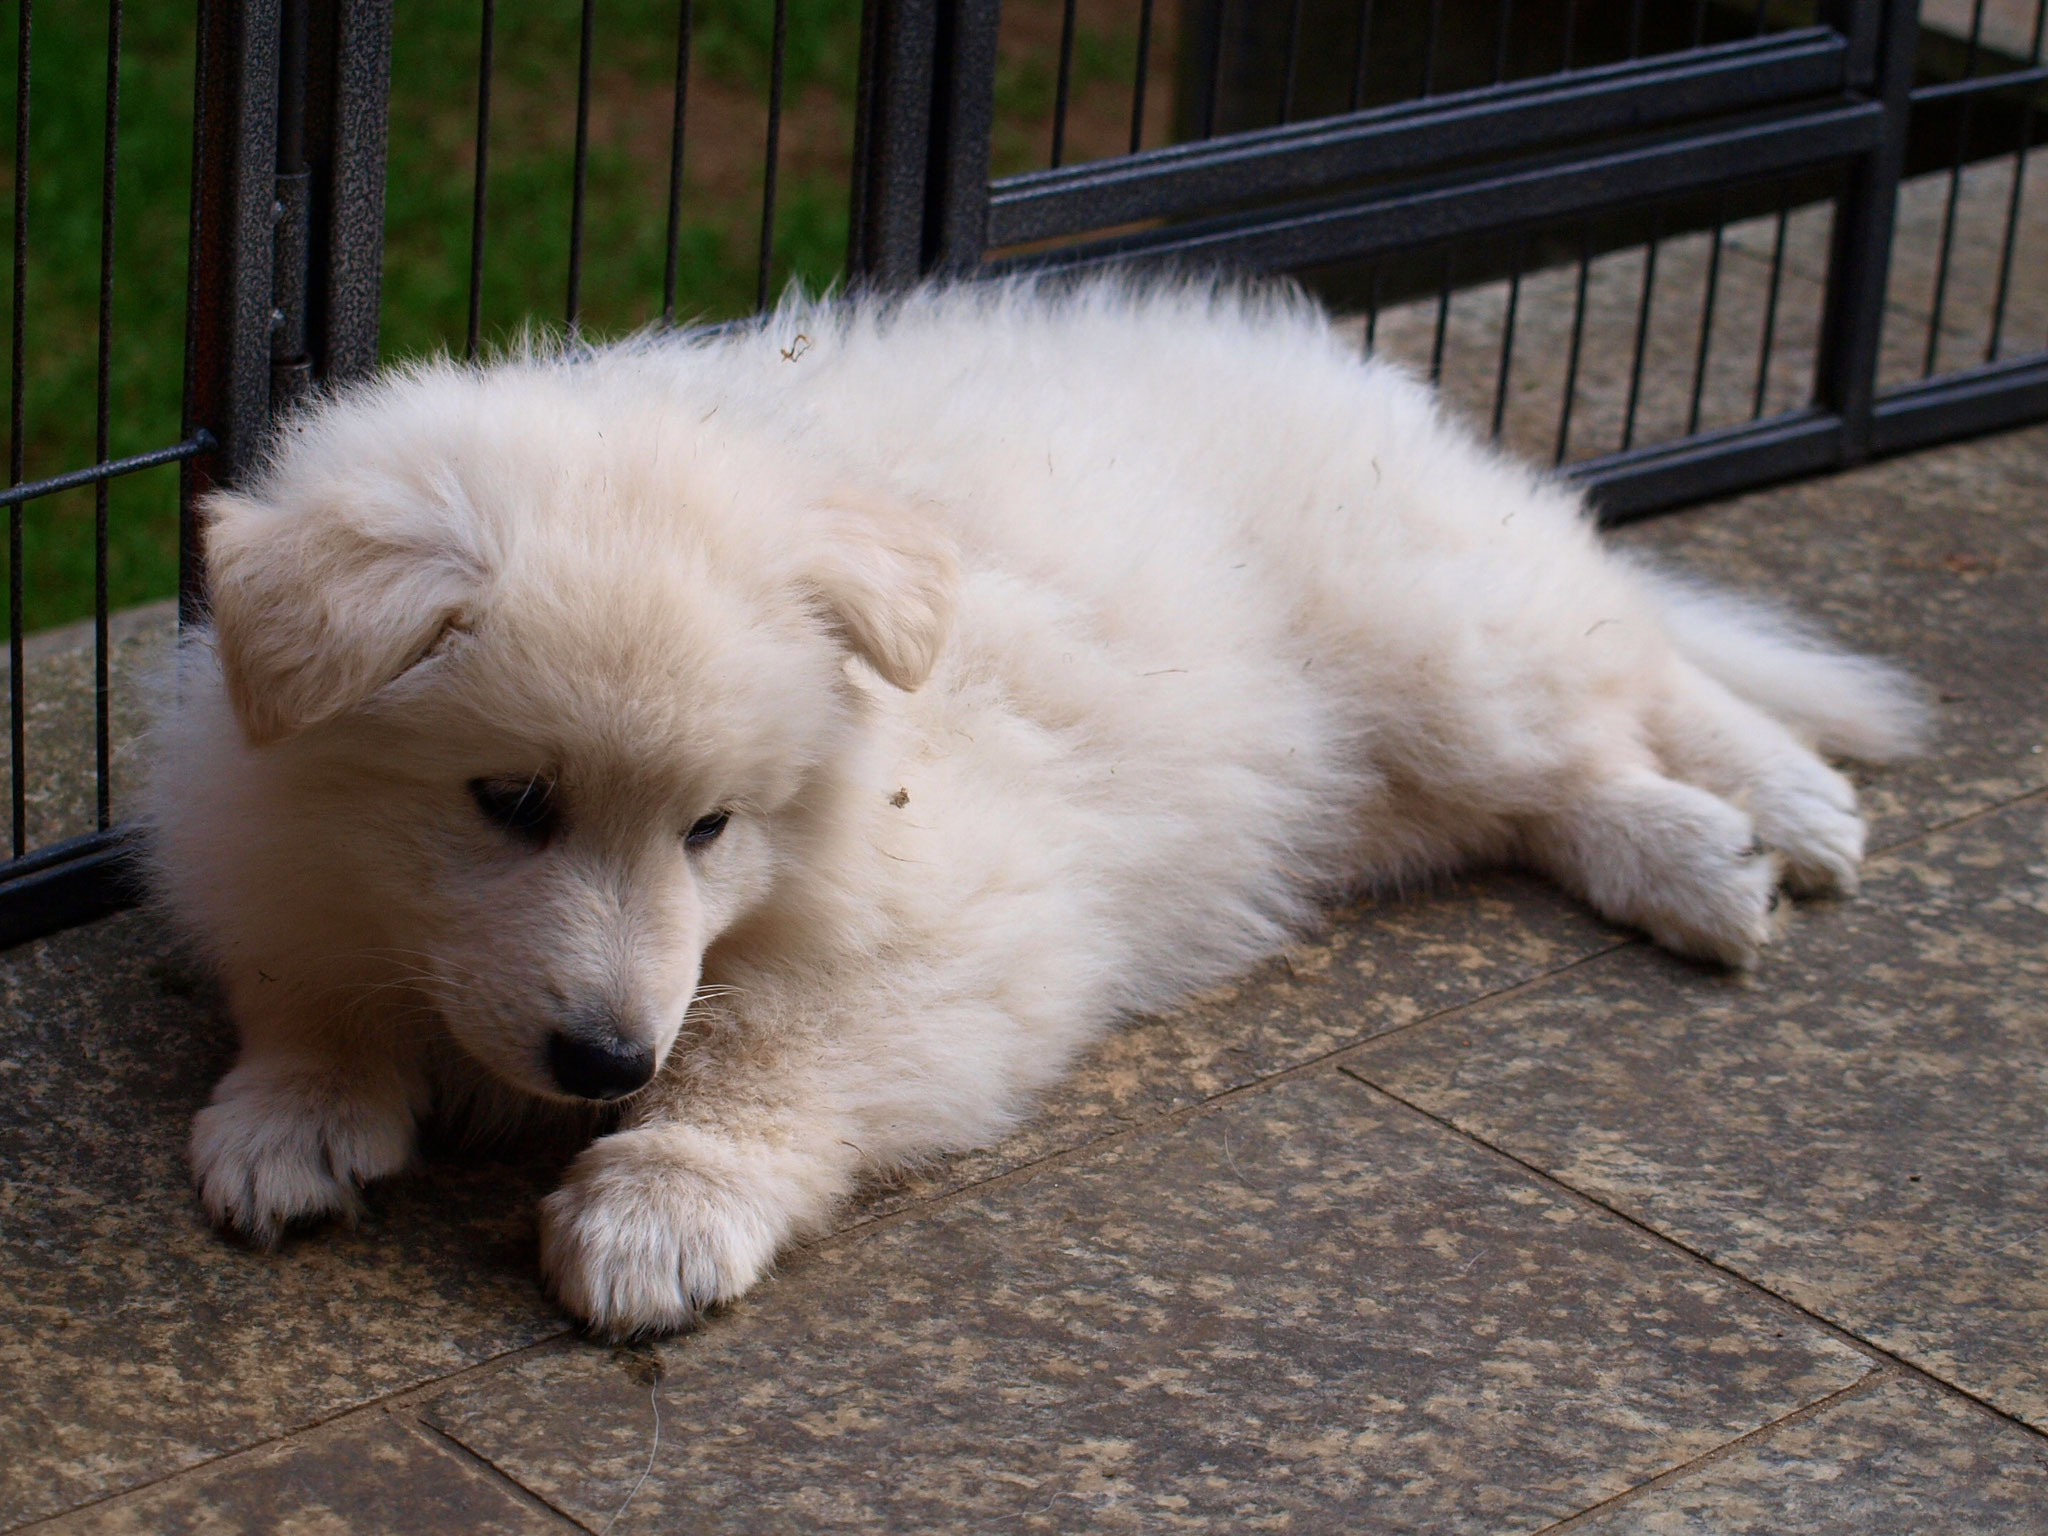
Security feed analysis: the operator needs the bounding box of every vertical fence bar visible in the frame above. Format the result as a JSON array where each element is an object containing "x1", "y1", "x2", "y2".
[
  {"x1": 1202, "y1": 0, "x2": 1229, "y2": 137},
  {"x1": 270, "y1": 0, "x2": 311, "y2": 408},
  {"x1": 847, "y1": 0, "x2": 937, "y2": 287},
  {"x1": 1281, "y1": 0, "x2": 1306, "y2": 121},
  {"x1": 1622, "y1": 213, "x2": 1663, "y2": 451},
  {"x1": 1923, "y1": 0, "x2": 1990, "y2": 376},
  {"x1": 1688, "y1": 205, "x2": 1726, "y2": 435},
  {"x1": 95, "y1": 0, "x2": 124, "y2": 831},
  {"x1": 756, "y1": 0, "x2": 789, "y2": 309},
  {"x1": 1363, "y1": 259, "x2": 1382, "y2": 354},
  {"x1": 661, "y1": 0, "x2": 692, "y2": 323},
  {"x1": 180, "y1": 0, "x2": 281, "y2": 623},
  {"x1": 1814, "y1": 0, "x2": 1917, "y2": 462},
  {"x1": 1050, "y1": 0, "x2": 1076, "y2": 166},
  {"x1": 566, "y1": 0, "x2": 594, "y2": 330},
  {"x1": 1555, "y1": 225, "x2": 1592, "y2": 464},
  {"x1": 926, "y1": 0, "x2": 999, "y2": 273},
  {"x1": 467, "y1": 0, "x2": 494, "y2": 356},
  {"x1": 295, "y1": 0, "x2": 390, "y2": 382},
  {"x1": 1429, "y1": 254, "x2": 1453, "y2": 384},
  {"x1": 1986, "y1": 0, "x2": 2046, "y2": 359},
  {"x1": 1349, "y1": 0, "x2": 1373, "y2": 110},
  {"x1": 9, "y1": 0, "x2": 29, "y2": 857},
  {"x1": 1754, "y1": 202, "x2": 1790, "y2": 417},
  {"x1": 1491, "y1": 240, "x2": 1524, "y2": 439},
  {"x1": 1129, "y1": 0, "x2": 1154, "y2": 153}
]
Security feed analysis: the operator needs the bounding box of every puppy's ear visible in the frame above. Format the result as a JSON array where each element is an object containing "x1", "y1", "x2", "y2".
[
  {"x1": 203, "y1": 487, "x2": 482, "y2": 744},
  {"x1": 805, "y1": 495, "x2": 957, "y2": 691}
]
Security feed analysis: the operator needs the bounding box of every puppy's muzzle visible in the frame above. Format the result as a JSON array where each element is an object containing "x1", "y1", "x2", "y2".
[{"x1": 547, "y1": 1018, "x2": 656, "y2": 1101}]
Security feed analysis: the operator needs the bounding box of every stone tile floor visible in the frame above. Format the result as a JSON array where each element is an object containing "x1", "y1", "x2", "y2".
[{"x1": 2, "y1": 421, "x2": 2046, "y2": 1533}]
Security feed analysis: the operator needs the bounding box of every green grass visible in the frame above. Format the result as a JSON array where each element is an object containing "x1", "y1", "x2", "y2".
[
  {"x1": 380, "y1": 0, "x2": 866, "y2": 357},
  {"x1": 4, "y1": 0, "x2": 866, "y2": 633},
  {"x1": 3, "y1": 6, "x2": 196, "y2": 634},
  {"x1": 5, "y1": 0, "x2": 1140, "y2": 632}
]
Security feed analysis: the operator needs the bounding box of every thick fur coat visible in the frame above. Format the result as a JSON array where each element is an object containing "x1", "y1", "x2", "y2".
[{"x1": 145, "y1": 280, "x2": 1923, "y2": 1336}]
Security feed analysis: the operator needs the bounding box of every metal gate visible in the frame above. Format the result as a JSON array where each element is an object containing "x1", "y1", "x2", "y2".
[
  {"x1": 2, "y1": 0, "x2": 2043, "y2": 948},
  {"x1": 854, "y1": 0, "x2": 2046, "y2": 511}
]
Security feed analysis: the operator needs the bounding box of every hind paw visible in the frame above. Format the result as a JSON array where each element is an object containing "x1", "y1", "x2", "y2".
[
  {"x1": 1528, "y1": 769, "x2": 1787, "y2": 969},
  {"x1": 1637, "y1": 834, "x2": 1784, "y2": 968},
  {"x1": 1748, "y1": 762, "x2": 1867, "y2": 898}
]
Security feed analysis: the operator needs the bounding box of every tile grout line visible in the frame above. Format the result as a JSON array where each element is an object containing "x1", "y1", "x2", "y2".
[
  {"x1": 17, "y1": 787, "x2": 2040, "y2": 1529},
  {"x1": 0, "y1": 1332, "x2": 583, "y2": 1536},
  {"x1": 821, "y1": 756, "x2": 2048, "y2": 1250},
  {"x1": 401, "y1": 1412, "x2": 597, "y2": 1533},
  {"x1": 868, "y1": 769, "x2": 2048, "y2": 1231},
  {"x1": 1869, "y1": 783, "x2": 2047, "y2": 858},
  {"x1": 819, "y1": 936, "x2": 1642, "y2": 1247},
  {"x1": 1524, "y1": 1368, "x2": 1902, "y2": 1535},
  {"x1": 833, "y1": 773, "x2": 2048, "y2": 1252},
  {"x1": 3, "y1": 937, "x2": 1644, "y2": 1534},
  {"x1": 1341, "y1": 1067, "x2": 2048, "y2": 1449}
]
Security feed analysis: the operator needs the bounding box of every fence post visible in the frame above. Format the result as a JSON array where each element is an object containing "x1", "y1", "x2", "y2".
[
  {"x1": 849, "y1": 0, "x2": 938, "y2": 286},
  {"x1": 848, "y1": 0, "x2": 997, "y2": 285},
  {"x1": 179, "y1": 0, "x2": 391, "y2": 622},
  {"x1": 179, "y1": 0, "x2": 282, "y2": 623},
  {"x1": 924, "y1": 0, "x2": 997, "y2": 273},
  {"x1": 1813, "y1": 0, "x2": 1919, "y2": 466},
  {"x1": 303, "y1": 0, "x2": 393, "y2": 385}
]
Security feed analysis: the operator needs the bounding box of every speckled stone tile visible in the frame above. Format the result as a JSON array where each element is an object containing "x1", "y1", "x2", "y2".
[
  {"x1": 18, "y1": 601, "x2": 175, "y2": 851},
  {"x1": 1570, "y1": 1375, "x2": 2048, "y2": 1535},
  {"x1": 425, "y1": 1070, "x2": 1869, "y2": 1535},
  {"x1": 1348, "y1": 795, "x2": 2048, "y2": 1428},
  {"x1": 29, "y1": 1413, "x2": 574, "y2": 1535},
  {"x1": 1612, "y1": 421, "x2": 2048, "y2": 847},
  {"x1": 0, "y1": 912, "x2": 572, "y2": 1528},
  {"x1": 853, "y1": 874, "x2": 1622, "y2": 1220}
]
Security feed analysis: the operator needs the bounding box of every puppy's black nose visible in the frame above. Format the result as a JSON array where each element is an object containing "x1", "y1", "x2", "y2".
[{"x1": 547, "y1": 1028, "x2": 656, "y2": 1100}]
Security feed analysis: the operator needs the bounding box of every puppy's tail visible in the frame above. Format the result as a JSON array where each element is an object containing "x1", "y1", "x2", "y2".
[{"x1": 1638, "y1": 567, "x2": 1929, "y2": 762}]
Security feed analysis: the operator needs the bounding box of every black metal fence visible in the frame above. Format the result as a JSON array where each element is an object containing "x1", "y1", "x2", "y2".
[{"x1": 2, "y1": 0, "x2": 2043, "y2": 948}]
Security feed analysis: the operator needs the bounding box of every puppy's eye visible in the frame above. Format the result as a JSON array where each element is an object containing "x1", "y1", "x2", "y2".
[
  {"x1": 468, "y1": 775, "x2": 558, "y2": 845},
  {"x1": 685, "y1": 809, "x2": 730, "y2": 850}
]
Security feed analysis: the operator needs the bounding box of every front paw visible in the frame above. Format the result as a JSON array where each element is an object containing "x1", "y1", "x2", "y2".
[
  {"x1": 190, "y1": 1057, "x2": 420, "y2": 1245},
  {"x1": 538, "y1": 1127, "x2": 792, "y2": 1339}
]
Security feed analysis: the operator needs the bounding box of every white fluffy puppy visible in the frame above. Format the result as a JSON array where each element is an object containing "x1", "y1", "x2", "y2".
[{"x1": 146, "y1": 279, "x2": 1922, "y2": 1337}]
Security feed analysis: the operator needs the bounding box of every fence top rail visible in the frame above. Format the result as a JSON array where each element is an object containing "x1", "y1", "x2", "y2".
[{"x1": 987, "y1": 27, "x2": 1856, "y2": 249}]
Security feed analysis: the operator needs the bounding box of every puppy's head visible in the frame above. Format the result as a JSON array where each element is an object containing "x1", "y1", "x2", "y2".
[{"x1": 200, "y1": 359, "x2": 954, "y2": 1101}]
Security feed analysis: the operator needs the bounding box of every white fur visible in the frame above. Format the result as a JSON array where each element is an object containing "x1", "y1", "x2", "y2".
[{"x1": 144, "y1": 278, "x2": 1925, "y2": 1336}]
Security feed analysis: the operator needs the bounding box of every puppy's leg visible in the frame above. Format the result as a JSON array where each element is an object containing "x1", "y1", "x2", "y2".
[
  {"x1": 539, "y1": 1072, "x2": 858, "y2": 1339},
  {"x1": 191, "y1": 977, "x2": 428, "y2": 1245},
  {"x1": 1521, "y1": 763, "x2": 1780, "y2": 967},
  {"x1": 1650, "y1": 664, "x2": 1868, "y2": 897}
]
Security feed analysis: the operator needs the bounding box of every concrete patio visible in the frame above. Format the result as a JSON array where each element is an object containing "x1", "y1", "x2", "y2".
[{"x1": 0, "y1": 404, "x2": 2044, "y2": 1533}]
